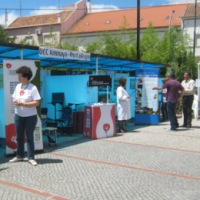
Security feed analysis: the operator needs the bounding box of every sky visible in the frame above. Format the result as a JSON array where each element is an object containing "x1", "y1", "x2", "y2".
[{"x1": 0, "y1": 0, "x2": 197, "y2": 27}]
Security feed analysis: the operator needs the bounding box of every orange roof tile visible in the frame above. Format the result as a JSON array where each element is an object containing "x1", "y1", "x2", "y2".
[
  {"x1": 67, "y1": 4, "x2": 187, "y2": 34},
  {"x1": 7, "y1": 11, "x2": 72, "y2": 29},
  {"x1": 184, "y1": 3, "x2": 200, "y2": 18}
]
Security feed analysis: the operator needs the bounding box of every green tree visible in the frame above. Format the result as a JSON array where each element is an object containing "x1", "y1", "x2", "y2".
[
  {"x1": 0, "y1": 25, "x2": 9, "y2": 42},
  {"x1": 56, "y1": 40, "x2": 79, "y2": 51},
  {"x1": 158, "y1": 27, "x2": 197, "y2": 80},
  {"x1": 86, "y1": 16, "x2": 137, "y2": 59},
  {"x1": 86, "y1": 40, "x2": 104, "y2": 54},
  {"x1": 88, "y1": 24, "x2": 198, "y2": 79},
  {"x1": 86, "y1": 30, "x2": 137, "y2": 59},
  {"x1": 140, "y1": 23, "x2": 161, "y2": 63}
]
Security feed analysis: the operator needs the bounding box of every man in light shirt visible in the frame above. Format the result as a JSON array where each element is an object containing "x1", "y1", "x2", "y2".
[{"x1": 181, "y1": 71, "x2": 195, "y2": 128}]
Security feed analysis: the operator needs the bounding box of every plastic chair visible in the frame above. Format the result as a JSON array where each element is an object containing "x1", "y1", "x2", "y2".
[
  {"x1": 41, "y1": 107, "x2": 58, "y2": 145},
  {"x1": 41, "y1": 107, "x2": 48, "y2": 127},
  {"x1": 41, "y1": 107, "x2": 57, "y2": 127},
  {"x1": 57, "y1": 106, "x2": 73, "y2": 135}
]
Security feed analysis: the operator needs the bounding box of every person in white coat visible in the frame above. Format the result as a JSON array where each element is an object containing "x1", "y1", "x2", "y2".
[{"x1": 116, "y1": 78, "x2": 131, "y2": 133}]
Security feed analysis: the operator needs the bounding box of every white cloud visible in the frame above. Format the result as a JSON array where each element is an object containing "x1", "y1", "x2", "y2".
[
  {"x1": 0, "y1": 6, "x2": 60, "y2": 27},
  {"x1": 31, "y1": 4, "x2": 119, "y2": 14},
  {"x1": 167, "y1": 0, "x2": 200, "y2": 4},
  {"x1": 91, "y1": 4, "x2": 119, "y2": 12},
  {"x1": 30, "y1": 6, "x2": 60, "y2": 16},
  {"x1": 167, "y1": 0, "x2": 187, "y2": 3},
  {"x1": 0, "y1": 4, "x2": 119, "y2": 27},
  {"x1": 0, "y1": 12, "x2": 18, "y2": 27}
]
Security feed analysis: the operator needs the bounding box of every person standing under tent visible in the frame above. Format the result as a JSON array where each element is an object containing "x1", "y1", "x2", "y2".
[
  {"x1": 160, "y1": 78, "x2": 169, "y2": 122},
  {"x1": 153, "y1": 72, "x2": 184, "y2": 131},
  {"x1": 181, "y1": 71, "x2": 195, "y2": 128},
  {"x1": 116, "y1": 78, "x2": 131, "y2": 133},
  {"x1": 9, "y1": 66, "x2": 41, "y2": 166}
]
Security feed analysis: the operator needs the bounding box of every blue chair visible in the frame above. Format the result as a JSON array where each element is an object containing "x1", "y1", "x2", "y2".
[
  {"x1": 41, "y1": 107, "x2": 56, "y2": 127},
  {"x1": 57, "y1": 106, "x2": 73, "y2": 136},
  {"x1": 41, "y1": 107, "x2": 57, "y2": 145}
]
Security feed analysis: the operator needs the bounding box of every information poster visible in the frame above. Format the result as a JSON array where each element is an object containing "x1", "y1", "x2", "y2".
[
  {"x1": 3, "y1": 60, "x2": 43, "y2": 155},
  {"x1": 135, "y1": 69, "x2": 159, "y2": 124}
]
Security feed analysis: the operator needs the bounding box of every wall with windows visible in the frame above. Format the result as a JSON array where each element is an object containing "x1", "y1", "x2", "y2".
[
  {"x1": 7, "y1": 25, "x2": 61, "y2": 46},
  {"x1": 183, "y1": 18, "x2": 200, "y2": 61}
]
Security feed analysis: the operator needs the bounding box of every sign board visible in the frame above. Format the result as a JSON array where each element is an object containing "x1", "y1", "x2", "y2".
[
  {"x1": 39, "y1": 47, "x2": 91, "y2": 61},
  {"x1": 89, "y1": 75, "x2": 111, "y2": 87},
  {"x1": 196, "y1": 79, "x2": 200, "y2": 87}
]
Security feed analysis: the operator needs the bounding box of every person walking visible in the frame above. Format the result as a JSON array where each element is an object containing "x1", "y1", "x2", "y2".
[
  {"x1": 9, "y1": 66, "x2": 41, "y2": 166},
  {"x1": 153, "y1": 72, "x2": 184, "y2": 131},
  {"x1": 116, "y1": 78, "x2": 131, "y2": 133},
  {"x1": 181, "y1": 71, "x2": 195, "y2": 128}
]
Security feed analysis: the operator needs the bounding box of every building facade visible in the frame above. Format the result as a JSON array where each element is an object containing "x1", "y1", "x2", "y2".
[
  {"x1": 61, "y1": 4, "x2": 187, "y2": 49},
  {"x1": 182, "y1": 3, "x2": 200, "y2": 62},
  {"x1": 6, "y1": 0, "x2": 87, "y2": 46},
  {"x1": 6, "y1": 1, "x2": 200, "y2": 62}
]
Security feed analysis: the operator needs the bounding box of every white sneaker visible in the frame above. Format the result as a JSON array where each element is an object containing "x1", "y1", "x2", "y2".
[
  {"x1": 9, "y1": 157, "x2": 23, "y2": 163},
  {"x1": 28, "y1": 159, "x2": 37, "y2": 166}
]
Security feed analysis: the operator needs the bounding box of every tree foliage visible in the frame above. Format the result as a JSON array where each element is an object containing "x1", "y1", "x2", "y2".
[
  {"x1": 159, "y1": 27, "x2": 197, "y2": 81},
  {"x1": 85, "y1": 24, "x2": 198, "y2": 80},
  {"x1": 56, "y1": 34, "x2": 84, "y2": 51},
  {"x1": 140, "y1": 23, "x2": 161, "y2": 63},
  {"x1": 0, "y1": 25, "x2": 10, "y2": 43},
  {"x1": 86, "y1": 16, "x2": 137, "y2": 59}
]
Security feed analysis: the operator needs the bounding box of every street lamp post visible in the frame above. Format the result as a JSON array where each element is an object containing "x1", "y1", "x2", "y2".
[
  {"x1": 193, "y1": 0, "x2": 197, "y2": 57},
  {"x1": 168, "y1": 10, "x2": 175, "y2": 28},
  {"x1": 137, "y1": 0, "x2": 141, "y2": 60}
]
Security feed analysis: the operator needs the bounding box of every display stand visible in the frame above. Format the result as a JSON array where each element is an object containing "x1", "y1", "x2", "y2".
[
  {"x1": 3, "y1": 60, "x2": 43, "y2": 155},
  {"x1": 135, "y1": 69, "x2": 159, "y2": 125},
  {"x1": 84, "y1": 75, "x2": 115, "y2": 139},
  {"x1": 83, "y1": 103, "x2": 116, "y2": 139}
]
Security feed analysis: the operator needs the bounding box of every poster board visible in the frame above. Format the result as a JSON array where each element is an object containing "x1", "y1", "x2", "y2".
[
  {"x1": 89, "y1": 75, "x2": 111, "y2": 87},
  {"x1": 88, "y1": 75, "x2": 111, "y2": 104},
  {"x1": 135, "y1": 69, "x2": 159, "y2": 124},
  {"x1": 3, "y1": 60, "x2": 43, "y2": 155}
]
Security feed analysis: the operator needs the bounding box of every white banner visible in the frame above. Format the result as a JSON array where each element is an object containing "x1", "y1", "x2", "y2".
[
  {"x1": 141, "y1": 77, "x2": 158, "y2": 112},
  {"x1": 39, "y1": 47, "x2": 91, "y2": 61},
  {"x1": 195, "y1": 79, "x2": 200, "y2": 87},
  {"x1": 3, "y1": 60, "x2": 43, "y2": 155}
]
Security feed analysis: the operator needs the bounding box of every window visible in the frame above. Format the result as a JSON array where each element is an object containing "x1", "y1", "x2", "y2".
[
  {"x1": 9, "y1": 37, "x2": 16, "y2": 43},
  {"x1": 24, "y1": 36, "x2": 33, "y2": 45},
  {"x1": 44, "y1": 34, "x2": 56, "y2": 45},
  {"x1": 197, "y1": 35, "x2": 200, "y2": 47}
]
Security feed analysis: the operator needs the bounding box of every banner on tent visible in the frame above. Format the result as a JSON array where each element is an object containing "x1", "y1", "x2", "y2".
[
  {"x1": 39, "y1": 47, "x2": 91, "y2": 61},
  {"x1": 3, "y1": 60, "x2": 43, "y2": 155}
]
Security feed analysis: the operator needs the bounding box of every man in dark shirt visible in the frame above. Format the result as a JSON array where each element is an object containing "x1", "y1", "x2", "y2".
[{"x1": 153, "y1": 72, "x2": 184, "y2": 131}]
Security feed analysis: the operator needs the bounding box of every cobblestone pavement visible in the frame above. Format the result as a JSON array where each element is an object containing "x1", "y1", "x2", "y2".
[{"x1": 0, "y1": 118, "x2": 200, "y2": 200}]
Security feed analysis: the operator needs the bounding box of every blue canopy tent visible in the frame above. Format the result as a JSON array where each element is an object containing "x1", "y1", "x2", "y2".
[
  {"x1": 0, "y1": 43, "x2": 165, "y2": 149},
  {"x1": 0, "y1": 43, "x2": 165, "y2": 71}
]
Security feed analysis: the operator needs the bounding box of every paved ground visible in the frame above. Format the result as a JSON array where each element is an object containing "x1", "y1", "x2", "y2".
[{"x1": 0, "y1": 117, "x2": 200, "y2": 200}]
